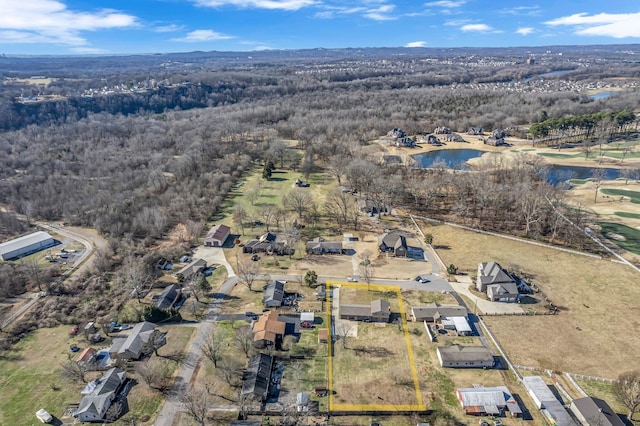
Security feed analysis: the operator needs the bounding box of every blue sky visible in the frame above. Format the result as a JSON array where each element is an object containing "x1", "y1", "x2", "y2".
[{"x1": 1, "y1": 0, "x2": 640, "y2": 55}]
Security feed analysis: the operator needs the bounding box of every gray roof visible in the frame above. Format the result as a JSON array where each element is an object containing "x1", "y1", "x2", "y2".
[
  {"x1": 380, "y1": 233, "x2": 407, "y2": 250},
  {"x1": 306, "y1": 240, "x2": 342, "y2": 252},
  {"x1": 411, "y1": 303, "x2": 467, "y2": 320},
  {"x1": 572, "y1": 397, "x2": 625, "y2": 426},
  {"x1": 522, "y1": 376, "x2": 577, "y2": 426},
  {"x1": 155, "y1": 284, "x2": 181, "y2": 310},
  {"x1": 487, "y1": 283, "x2": 519, "y2": 297},
  {"x1": 371, "y1": 299, "x2": 390, "y2": 315},
  {"x1": 0, "y1": 231, "x2": 54, "y2": 258},
  {"x1": 437, "y1": 345, "x2": 493, "y2": 363},
  {"x1": 111, "y1": 321, "x2": 156, "y2": 358},
  {"x1": 75, "y1": 368, "x2": 126, "y2": 418},
  {"x1": 242, "y1": 354, "x2": 273, "y2": 400},
  {"x1": 478, "y1": 262, "x2": 515, "y2": 286},
  {"x1": 263, "y1": 280, "x2": 285, "y2": 304},
  {"x1": 176, "y1": 258, "x2": 207, "y2": 278}
]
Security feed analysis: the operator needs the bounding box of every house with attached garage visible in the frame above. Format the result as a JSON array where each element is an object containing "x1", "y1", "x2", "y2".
[
  {"x1": 252, "y1": 311, "x2": 286, "y2": 349},
  {"x1": 175, "y1": 258, "x2": 207, "y2": 281},
  {"x1": 437, "y1": 345, "x2": 494, "y2": 368},
  {"x1": 263, "y1": 280, "x2": 286, "y2": 307},
  {"x1": 379, "y1": 232, "x2": 407, "y2": 257},
  {"x1": 409, "y1": 303, "x2": 468, "y2": 323},
  {"x1": 109, "y1": 321, "x2": 165, "y2": 361},
  {"x1": 477, "y1": 262, "x2": 519, "y2": 303},
  {"x1": 306, "y1": 237, "x2": 343, "y2": 255}
]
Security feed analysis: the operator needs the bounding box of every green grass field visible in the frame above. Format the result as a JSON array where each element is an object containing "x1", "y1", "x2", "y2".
[
  {"x1": 614, "y1": 211, "x2": 640, "y2": 219},
  {"x1": 601, "y1": 188, "x2": 640, "y2": 203},
  {"x1": 598, "y1": 222, "x2": 640, "y2": 255}
]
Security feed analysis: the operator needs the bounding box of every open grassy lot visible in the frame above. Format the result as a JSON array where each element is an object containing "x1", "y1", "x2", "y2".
[
  {"x1": 418, "y1": 220, "x2": 640, "y2": 378},
  {"x1": 601, "y1": 188, "x2": 640, "y2": 203},
  {"x1": 328, "y1": 283, "x2": 423, "y2": 411}
]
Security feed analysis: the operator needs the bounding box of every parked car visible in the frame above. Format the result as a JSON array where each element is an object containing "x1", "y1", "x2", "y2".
[
  {"x1": 347, "y1": 277, "x2": 357, "y2": 282},
  {"x1": 493, "y1": 421, "x2": 503, "y2": 426},
  {"x1": 301, "y1": 321, "x2": 314, "y2": 328},
  {"x1": 70, "y1": 325, "x2": 79, "y2": 336},
  {"x1": 70, "y1": 344, "x2": 80, "y2": 352},
  {"x1": 251, "y1": 254, "x2": 260, "y2": 261}
]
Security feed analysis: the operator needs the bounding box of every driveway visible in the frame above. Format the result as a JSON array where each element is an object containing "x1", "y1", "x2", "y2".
[
  {"x1": 191, "y1": 246, "x2": 236, "y2": 277},
  {"x1": 449, "y1": 276, "x2": 524, "y2": 315}
]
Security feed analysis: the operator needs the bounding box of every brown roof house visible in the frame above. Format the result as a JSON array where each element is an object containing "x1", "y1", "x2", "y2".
[
  {"x1": 477, "y1": 262, "x2": 519, "y2": 303},
  {"x1": 570, "y1": 397, "x2": 625, "y2": 426},
  {"x1": 252, "y1": 311, "x2": 286, "y2": 348},
  {"x1": 379, "y1": 233, "x2": 407, "y2": 257},
  {"x1": 204, "y1": 224, "x2": 230, "y2": 247},
  {"x1": 436, "y1": 345, "x2": 494, "y2": 368},
  {"x1": 340, "y1": 299, "x2": 391, "y2": 322}
]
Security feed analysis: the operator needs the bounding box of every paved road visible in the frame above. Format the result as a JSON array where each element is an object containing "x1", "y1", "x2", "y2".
[{"x1": 154, "y1": 274, "x2": 240, "y2": 426}]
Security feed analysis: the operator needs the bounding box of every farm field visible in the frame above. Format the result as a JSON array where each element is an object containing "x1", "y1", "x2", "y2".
[{"x1": 419, "y1": 221, "x2": 640, "y2": 378}]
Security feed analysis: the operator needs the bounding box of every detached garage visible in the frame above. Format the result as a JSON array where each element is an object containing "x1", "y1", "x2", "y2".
[{"x1": 0, "y1": 231, "x2": 55, "y2": 261}]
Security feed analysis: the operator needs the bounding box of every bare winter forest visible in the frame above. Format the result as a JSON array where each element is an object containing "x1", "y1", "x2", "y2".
[{"x1": 1, "y1": 45, "x2": 639, "y2": 341}]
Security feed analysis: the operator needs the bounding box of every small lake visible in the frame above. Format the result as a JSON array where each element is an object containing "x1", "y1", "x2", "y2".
[
  {"x1": 413, "y1": 149, "x2": 622, "y2": 185},
  {"x1": 590, "y1": 91, "x2": 616, "y2": 100},
  {"x1": 412, "y1": 149, "x2": 484, "y2": 169}
]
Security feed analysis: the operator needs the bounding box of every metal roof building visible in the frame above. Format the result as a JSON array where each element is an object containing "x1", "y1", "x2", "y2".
[
  {"x1": 522, "y1": 376, "x2": 578, "y2": 426},
  {"x1": 0, "y1": 231, "x2": 55, "y2": 261}
]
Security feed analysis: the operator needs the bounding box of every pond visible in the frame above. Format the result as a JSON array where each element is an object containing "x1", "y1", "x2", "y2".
[
  {"x1": 590, "y1": 91, "x2": 617, "y2": 101},
  {"x1": 412, "y1": 149, "x2": 485, "y2": 169},
  {"x1": 413, "y1": 149, "x2": 623, "y2": 185}
]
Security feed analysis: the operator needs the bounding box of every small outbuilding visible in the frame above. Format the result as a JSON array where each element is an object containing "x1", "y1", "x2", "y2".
[
  {"x1": 204, "y1": 224, "x2": 230, "y2": 247},
  {"x1": 36, "y1": 408, "x2": 53, "y2": 424}
]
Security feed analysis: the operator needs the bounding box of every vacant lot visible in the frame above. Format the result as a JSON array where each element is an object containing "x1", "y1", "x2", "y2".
[
  {"x1": 328, "y1": 283, "x2": 424, "y2": 411},
  {"x1": 419, "y1": 221, "x2": 640, "y2": 378}
]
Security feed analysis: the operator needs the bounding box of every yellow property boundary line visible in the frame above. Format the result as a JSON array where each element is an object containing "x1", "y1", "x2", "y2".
[{"x1": 326, "y1": 280, "x2": 426, "y2": 412}]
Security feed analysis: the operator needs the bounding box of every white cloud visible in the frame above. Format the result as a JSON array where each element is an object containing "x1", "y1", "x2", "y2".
[
  {"x1": 546, "y1": 12, "x2": 640, "y2": 38},
  {"x1": 171, "y1": 29, "x2": 234, "y2": 42},
  {"x1": 363, "y1": 4, "x2": 396, "y2": 21},
  {"x1": 444, "y1": 19, "x2": 471, "y2": 27},
  {"x1": 154, "y1": 24, "x2": 185, "y2": 33},
  {"x1": 461, "y1": 23, "x2": 493, "y2": 32},
  {"x1": 516, "y1": 27, "x2": 534, "y2": 36},
  {"x1": 424, "y1": 0, "x2": 465, "y2": 7},
  {"x1": 499, "y1": 6, "x2": 541, "y2": 16},
  {"x1": 193, "y1": 0, "x2": 317, "y2": 11},
  {"x1": 0, "y1": 1, "x2": 138, "y2": 46},
  {"x1": 406, "y1": 41, "x2": 427, "y2": 47}
]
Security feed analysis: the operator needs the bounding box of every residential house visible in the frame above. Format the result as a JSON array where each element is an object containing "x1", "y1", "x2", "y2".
[
  {"x1": 477, "y1": 262, "x2": 515, "y2": 291},
  {"x1": 154, "y1": 284, "x2": 182, "y2": 310},
  {"x1": 76, "y1": 347, "x2": 97, "y2": 366},
  {"x1": 486, "y1": 283, "x2": 519, "y2": 303},
  {"x1": 467, "y1": 127, "x2": 483, "y2": 135},
  {"x1": 396, "y1": 137, "x2": 416, "y2": 148},
  {"x1": 74, "y1": 368, "x2": 126, "y2": 422},
  {"x1": 522, "y1": 376, "x2": 578, "y2": 426},
  {"x1": 436, "y1": 345, "x2": 494, "y2": 368},
  {"x1": 340, "y1": 299, "x2": 391, "y2": 323},
  {"x1": 379, "y1": 233, "x2": 407, "y2": 257},
  {"x1": 316, "y1": 285, "x2": 326, "y2": 301},
  {"x1": 456, "y1": 386, "x2": 522, "y2": 417},
  {"x1": 434, "y1": 126, "x2": 451, "y2": 134},
  {"x1": 570, "y1": 397, "x2": 625, "y2": 426},
  {"x1": 427, "y1": 135, "x2": 441, "y2": 145},
  {"x1": 204, "y1": 224, "x2": 230, "y2": 247},
  {"x1": 109, "y1": 322, "x2": 165, "y2": 361},
  {"x1": 387, "y1": 128, "x2": 407, "y2": 139},
  {"x1": 176, "y1": 258, "x2": 207, "y2": 281},
  {"x1": 484, "y1": 136, "x2": 505, "y2": 146},
  {"x1": 263, "y1": 280, "x2": 286, "y2": 307},
  {"x1": 445, "y1": 133, "x2": 465, "y2": 142},
  {"x1": 242, "y1": 234, "x2": 293, "y2": 256},
  {"x1": 492, "y1": 128, "x2": 507, "y2": 139},
  {"x1": 241, "y1": 354, "x2": 274, "y2": 401},
  {"x1": 252, "y1": 311, "x2": 286, "y2": 348},
  {"x1": 409, "y1": 303, "x2": 468, "y2": 322},
  {"x1": 306, "y1": 238, "x2": 343, "y2": 255}
]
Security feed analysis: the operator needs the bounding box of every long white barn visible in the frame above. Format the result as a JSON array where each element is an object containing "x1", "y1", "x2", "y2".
[{"x1": 0, "y1": 231, "x2": 55, "y2": 261}]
